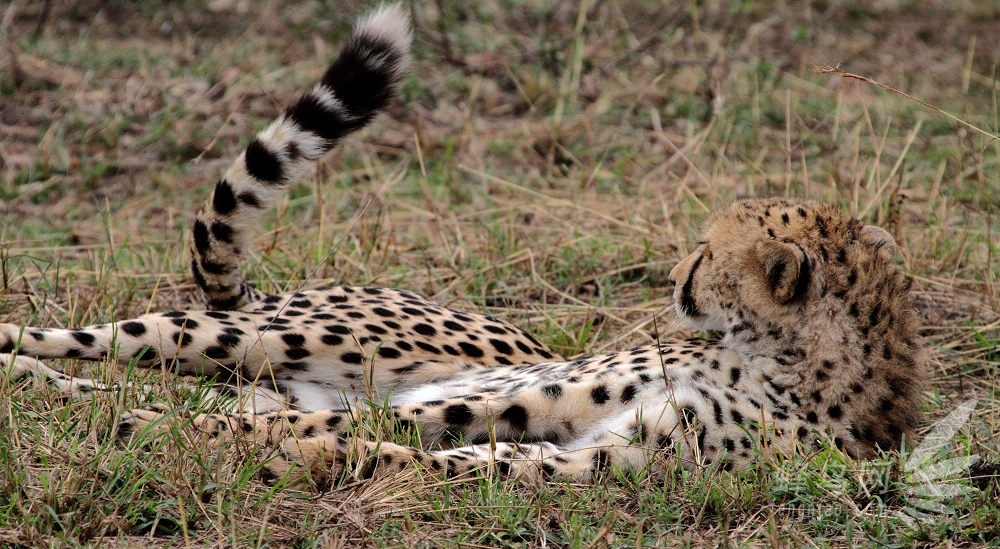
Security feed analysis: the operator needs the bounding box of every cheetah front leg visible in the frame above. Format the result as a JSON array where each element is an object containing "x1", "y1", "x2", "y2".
[
  {"x1": 257, "y1": 426, "x2": 684, "y2": 487},
  {"x1": 1, "y1": 353, "x2": 120, "y2": 399}
]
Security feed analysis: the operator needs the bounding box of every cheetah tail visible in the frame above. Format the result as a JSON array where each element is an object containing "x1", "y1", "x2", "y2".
[{"x1": 190, "y1": 4, "x2": 412, "y2": 311}]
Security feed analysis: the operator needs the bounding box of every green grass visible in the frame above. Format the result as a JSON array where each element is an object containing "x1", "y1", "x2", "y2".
[{"x1": 2, "y1": 0, "x2": 999, "y2": 545}]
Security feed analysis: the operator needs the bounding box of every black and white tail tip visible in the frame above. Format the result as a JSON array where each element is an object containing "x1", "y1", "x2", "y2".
[{"x1": 191, "y1": 4, "x2": 412, "y2": 311}]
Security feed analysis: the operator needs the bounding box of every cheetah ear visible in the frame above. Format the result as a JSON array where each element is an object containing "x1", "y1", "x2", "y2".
[
  {"x1": 862, "y1": 225, "x2": 897, "y2": 256},
  {"x1": 754, "y1": 240, "x2": 809, "y2": 304}
]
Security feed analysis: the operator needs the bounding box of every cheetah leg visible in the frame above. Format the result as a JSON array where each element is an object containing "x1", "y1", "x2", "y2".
[
  {"x1": 257, "y1": 430, "x2": 681, "y2": 487},
  {"x1": 118, "y1": 406, "x2": 361, "y2": 446},
  {"x1": 1, "y1": 347, "x2": 292, "y2": 415},
  {"x1": 119, "y1": 402, "x2": 713, "y2": 486},
  {"x1": 1, "y1": 353, "x2": 118, "y2": 398}
]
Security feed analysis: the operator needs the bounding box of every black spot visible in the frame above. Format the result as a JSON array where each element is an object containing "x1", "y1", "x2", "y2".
[
  {"x1": 212, "y1": 179, "x2": 237, "y2": 215},
  {"x1": 443, "y1": 320, "x2": 466, "y2": 332},
  {"x1": 415, "y1": 341, "x2": 441, "y2": 355},
  {"x1": 217, "y1": 333, "x2": 241, "y2": 349},
  {"x1": 413, "y1": 323, "x2": 436, "y2": 337},
  {"x1": 133, "y1": 346, "x2": 157, "y2": 361},
  {"x1": 620, "y1": 385, "x2": 637, "y2": 404},
  {"x1": 499, "y1": 405, "x2": 528, "y2": 432},
  {"x1": 204, "y1": 346, "x2": 230, "y2": 360},
  {"x1": 731, "y1": 410, "x2": 744, "y2": 425},
  {"x1": 321, "y1": 334, "x2": 343, "y2": 346},
  {"x1": 592, "y1": 450, "x2": 611, "y2": 472},
  {"x1": 806, "y1": 411, "x2": 818, "y2": 423},
  {"x1": 171, "y1": 317, "x2": 198, "y2": 329},
  {"x1": 69, "y1": 330, "x2": 96, "y2": 346},
  {"x1": 489, "y1": 339, "x2": 514, "y2": 356},
  {"x1": 341, "y1": 352, "x2": 364, "y2": 364},
  {"x1": 377, "y1": 346, "x2": 401, "y2": 359},
  {"x1": 285, "y1": 348, "x2": 311, "y2": 360},
  {"x1": 816, "y1": 216, "x2": 829, "y2": 238},
  {"x1": 541, "y1": 463, "x2": 556, "y2": 478},
  {"x1": 542, "y1": 384, "x2": 563, "y2": 399},
  {"x1": 373, "y1": 307, "x2": 395, "y2": 318},
  {"x1": 210, "y1": 221, "x2": 234, "y2": 243},
  {"x1": 590, "y1": 386, "x2": 611, "y2": 405},
  {"x1": 245, "y1": 139, "x2": 283, "y2": 183},
  {"x1": 237, "y1": 191, "x2": 261, "y2": 208},
  {"x1": 458, "y1": 342, "x2": 484, "y2": 358},
  {"x1": 198, "y1": 258, "x2": 229, "y2": 276},
  {"x1": 120, "y1": 322, "x2": 146, "y2": 337},
  {"x1": 712, "y1": 401, "x2": 724, "y2": 425},
  {"x1": 281, "y1": 333, "x2": 306, "y2": 347},
  {"x1": 192, "y1": 220, "x2": 211, "y2": 253},
  {"x1": 444, "y1": 404, "x2": 474, "y2": 426},
  {"x1": 515, "y1": 341, "x2": 534, "y2": 355},
  {"x1": 828, "y1": 405, "x2": 843, "y2": 420},
  {"x1": 174, "y1": 332, "x2": 194, "y2": 347}
]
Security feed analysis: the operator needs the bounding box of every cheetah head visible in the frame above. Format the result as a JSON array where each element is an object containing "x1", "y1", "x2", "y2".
[
  {"x1": 668, "y1": 198, "x2": 926, "y2": 456},
  {"x1": 668, "y1": 198, "x2": 899, "y2": 346}
]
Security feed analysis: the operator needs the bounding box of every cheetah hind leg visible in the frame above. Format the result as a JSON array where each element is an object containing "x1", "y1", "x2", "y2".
[
  {"x1": 118, "y1": 405, "x2": 681, "y2": 489},
  {"x1": 255, "y1": 436, "x2": 671, "y2": 489}
]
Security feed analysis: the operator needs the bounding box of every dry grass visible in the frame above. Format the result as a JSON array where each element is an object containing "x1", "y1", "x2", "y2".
[{"x1": 1, "y1": 0, "x2": 998, "y2": 546}]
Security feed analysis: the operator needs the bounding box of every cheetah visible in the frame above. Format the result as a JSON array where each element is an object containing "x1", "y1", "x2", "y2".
[
  {"x1": 1, "y1": 5, "x2": 558, "y2": 415},
  {"x1": 1, "y1": 6, "x2": 927, "y2": 486},
  {"x1": 114, "y1": 196, "x2": 924, "y2": 485}
]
